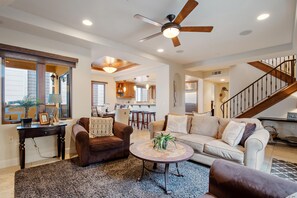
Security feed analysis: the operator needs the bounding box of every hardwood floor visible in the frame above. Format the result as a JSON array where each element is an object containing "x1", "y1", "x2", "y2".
[{"x1": 0, "y1": 128, "x2": 296, "y2": 197}]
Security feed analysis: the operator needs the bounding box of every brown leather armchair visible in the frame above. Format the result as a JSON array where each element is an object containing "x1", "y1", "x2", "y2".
[
  {"x1": 72, "y1": 117, "x2": 133, "y2": 166},
  {"x1": 202, "y1": 159, "x2": 297, "y2": 198}
]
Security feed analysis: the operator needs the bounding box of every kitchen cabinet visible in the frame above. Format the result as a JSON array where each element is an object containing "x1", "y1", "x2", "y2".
[{"x1": 116, "y1": 82, "x2": 135, "y2": 98}]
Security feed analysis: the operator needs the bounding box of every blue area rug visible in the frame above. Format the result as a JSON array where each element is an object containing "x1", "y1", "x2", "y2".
[{"x1": 15, "y1": 156, "x2": 209, "y2": 197}]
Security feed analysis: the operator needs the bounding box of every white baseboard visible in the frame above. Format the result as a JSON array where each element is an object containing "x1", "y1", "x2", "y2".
[{"x1": 0, "y1": 147, "x2": 73, "y2": 169}]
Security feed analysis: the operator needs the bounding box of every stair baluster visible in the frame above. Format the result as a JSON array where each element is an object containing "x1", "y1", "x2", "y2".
[{"x1": 221, "y1": 58, "x2": 296, "y2": 118}]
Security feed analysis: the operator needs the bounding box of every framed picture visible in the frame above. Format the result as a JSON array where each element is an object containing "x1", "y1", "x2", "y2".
[{"x1": 39, "y1": 113, "x2": 49, "y2": 125}]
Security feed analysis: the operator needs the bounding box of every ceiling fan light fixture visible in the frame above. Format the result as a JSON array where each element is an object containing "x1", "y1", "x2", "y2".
[
  {"x1": 103, "y1": 66, "x2": 117, "y2": 73},
  {"x1": 162, "y1": 22, "x2": 180, "y2": 38},
  {"x1": 163, "y1": 27, "x2": 180, "y2": 38}
]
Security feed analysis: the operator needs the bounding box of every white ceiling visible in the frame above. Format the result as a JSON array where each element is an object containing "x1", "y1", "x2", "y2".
[{"x1": 0, "y1": 0, "x2": 296, "y2": 71}]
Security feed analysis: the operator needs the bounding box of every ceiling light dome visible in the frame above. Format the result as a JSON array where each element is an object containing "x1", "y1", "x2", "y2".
[
  {"x1": 162, "y1": 23, "x2": 181, "y2": 38},
  {"x1": 103, "y1": 66, "x2": 117, "y2": 73}
]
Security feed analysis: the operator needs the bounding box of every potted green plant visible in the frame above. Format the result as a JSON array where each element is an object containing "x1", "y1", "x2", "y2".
[
  {"x1": 152, "y1": 133, "x2": 176, "y2": 150},
  {"x1": 8, "y1": 95, "x2": 41, "y2": 127}
]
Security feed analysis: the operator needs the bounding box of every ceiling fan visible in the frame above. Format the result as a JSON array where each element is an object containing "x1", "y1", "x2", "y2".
[{"x1": 134, "y1": 0, "x2": 213, "y2": 47}]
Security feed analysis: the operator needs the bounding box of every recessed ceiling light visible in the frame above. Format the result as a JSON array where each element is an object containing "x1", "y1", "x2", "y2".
[
  {"x1": 82, "y1": 19, "x2": 93, "y2": 26},
  {"x1": 220, "y1": 79, "x2": 225, "y2": 82},
  {"x1": 257, "y1": 13, "x2": 270, "y2": 21},
  {"x1": 157, "y1": 49, "x2": 164, "y2": 53}
]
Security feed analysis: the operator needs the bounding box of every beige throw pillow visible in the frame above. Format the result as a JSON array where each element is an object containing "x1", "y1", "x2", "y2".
[
  {"x1": 190, "y1": 115, "x2": 219, "y2": 138},
  {"x1": 166, "y1": 115, "x2": 188, "y2": 134},
  {"x1": 222, "y1": 120, "x2": 246, "y2": 147},
  {"x1": 89, "y1": 117, "x2": 113, "y2": 138}
]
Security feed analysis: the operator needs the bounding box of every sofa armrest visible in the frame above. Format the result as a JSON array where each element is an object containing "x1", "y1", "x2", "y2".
[
  {"x1": 148, "y1": 120, "x2": 165, "y2": 139},
  {"x1": 72, "y1": 124, "x2": 90, "y2": 166},
  {"x1": 207, "y1": 159, "x2": 297, "y2": 198},
  {"x1": 244, "y1": 129, "x2": 270, "y2": 169}
]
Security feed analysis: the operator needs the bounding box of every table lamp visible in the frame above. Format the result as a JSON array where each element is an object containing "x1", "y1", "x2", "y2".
[{"x1": 48, "y1": 94, "x2": 62, "y2": 123}]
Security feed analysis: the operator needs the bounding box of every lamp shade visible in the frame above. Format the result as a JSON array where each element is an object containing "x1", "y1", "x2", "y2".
[{"x1": 48, "y1": 94, "x2": 62, "y2": 104}]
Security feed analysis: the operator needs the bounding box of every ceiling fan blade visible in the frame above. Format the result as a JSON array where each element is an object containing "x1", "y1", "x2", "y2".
[
  {"x1": 172, "y1": 37, "x2": 181, "y2": 47},
  {"x1": 180, "y1": 26, "x2": 214, "y2": 32},
  {"x1": 174, "y1": 0, "x2": 198, "y2": 25},
  {"x1": 134, "y1": 14, "x2": 162, "y2": 27},
  {"x1": 139, "y1": 32, "x2": 162, "y2": 42}
]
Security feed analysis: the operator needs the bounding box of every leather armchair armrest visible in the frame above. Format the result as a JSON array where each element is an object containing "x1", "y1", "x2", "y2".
[
  {"x1": 113, "y1": 121, "x2": 133, "y2": 156},
  {"x1": 148, "y1": 120, "x2": 165, "y2": 139},
  {"x1": 72, "y1": 124, "x2": 90, "y2": 166},
  {"x1": 113, "y1": 121, "x2": 133, "y2": 140}
]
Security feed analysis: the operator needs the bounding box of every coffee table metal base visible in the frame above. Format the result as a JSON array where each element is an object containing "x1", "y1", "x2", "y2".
[{"x1": 137, "y1": 160, "x2": 183, "y2": 194}]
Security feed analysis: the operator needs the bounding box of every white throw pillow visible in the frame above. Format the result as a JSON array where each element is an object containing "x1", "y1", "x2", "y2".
[
  {"x1": 222, "y1": 120, "x2": 246, "y2": 147},
  {"x1": 166, "y1": 115, "x2": 188, "y2": 134},
  {"x1": 190, "y1": 115, "x2": 219, "y2": 138},
  {"x1": 89, "y1": 117, "x2": 113, "y2": 138}
]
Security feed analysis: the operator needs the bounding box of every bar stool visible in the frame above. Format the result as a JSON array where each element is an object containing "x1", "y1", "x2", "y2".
[
  {"x1": 141, "y1": 111, "x2": 156, "y2": 130},
  {"x1": 130, "y1": 110, "x2": 141, "y2": 129}
]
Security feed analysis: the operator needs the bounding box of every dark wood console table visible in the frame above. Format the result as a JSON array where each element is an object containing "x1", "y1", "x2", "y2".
[
  {"x1": 258, "y1": 117, "x2": 297, "y2": 145},
  {"x1": 16, "y1": 123, "x2": 67, "y2": 169}
]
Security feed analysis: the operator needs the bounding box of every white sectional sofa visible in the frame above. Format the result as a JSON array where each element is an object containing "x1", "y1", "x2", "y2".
[{"x1": 148, "y1": 115, "x2": 270, "y2": 170}]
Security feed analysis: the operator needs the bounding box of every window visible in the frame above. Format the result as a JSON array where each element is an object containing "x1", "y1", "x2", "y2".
[
  {"x1": 92, "y1": 81, "x2": 106, "y2": 106},
  {"x1": 1, "y1": 43, "x2": 77, "y2": 124},
  {"x1": 135, "y1": 86, "x2": 148, "y2": 102},
  {"x1": 4, "y1": 59, "x2": 37, "y2": 122},
  {"x1": 185, "y1": 81, "x2": 198, "y2": 113}
]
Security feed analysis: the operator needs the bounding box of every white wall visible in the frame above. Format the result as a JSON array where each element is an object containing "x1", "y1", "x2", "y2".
[
  {"x1": 214, "y1": 82, "x2": 229, "y2": 117},
  {"x1": 169, "y1": 64, "x2": 186, "y2": 114},
  {"x1": 203, "y1": 80, "x2": 215, "y2": 112},
  {"x1": 0, "y1": 27, "x2": 92, "y2": 168},
  {"x1": 91, "y1": 73, "x2": 117, "y2": 110},
  {"x1": 229, "y1": 63, "x2": 264, "y2": 96}
]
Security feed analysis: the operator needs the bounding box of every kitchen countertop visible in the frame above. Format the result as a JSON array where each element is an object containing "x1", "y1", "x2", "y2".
[{"x1": 117, "y1": 103, "x2": 156, "y2": 106}]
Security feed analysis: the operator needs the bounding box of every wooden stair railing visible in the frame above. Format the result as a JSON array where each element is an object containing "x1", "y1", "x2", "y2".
[
  {"x1": 237, "y1": 82, "x2": 297, "y2": 118},
  {"x1": 221, "y1": 59, "x2": 296, "y2": 118},
  {"x1": 248, "y1": 61, "x2": 294, "y2": 83}
]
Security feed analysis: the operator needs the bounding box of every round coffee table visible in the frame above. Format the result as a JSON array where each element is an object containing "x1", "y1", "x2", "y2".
[{"x1": 130, "y1": 140, "x2": 194, "y2": 194}]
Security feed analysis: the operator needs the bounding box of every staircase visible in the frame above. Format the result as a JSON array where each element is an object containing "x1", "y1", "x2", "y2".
[{"x1": 221, "y1": 56, "x2": 297, "y2": 118}]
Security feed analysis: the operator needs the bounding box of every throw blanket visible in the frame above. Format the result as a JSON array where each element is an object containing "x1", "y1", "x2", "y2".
[{"x1": 89, "y1": 117, "x2": 113, "y2": 138}]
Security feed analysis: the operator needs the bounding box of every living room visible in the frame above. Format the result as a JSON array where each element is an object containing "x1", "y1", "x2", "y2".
[{"x1": 1, "y1": 0, "x2": 297, "y2": 197}]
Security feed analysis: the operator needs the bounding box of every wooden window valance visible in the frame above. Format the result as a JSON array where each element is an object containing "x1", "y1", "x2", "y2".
[{"x1": 0, "y1": 43, "x2": 78, "y2": 68}]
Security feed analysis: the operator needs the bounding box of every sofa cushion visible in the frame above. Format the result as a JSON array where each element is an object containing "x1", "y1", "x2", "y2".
[
  {"x1": 89, "y1": 117, "x2": 113, "y2": 138},
  {"x1": 217, "y1": 118, "x2": 229, "y2": 139},
  {"x1": 177, "y1": 134, "x2": 216, "y2": 153},
  {"x1": 204, "y1": 139, "x2": 244, "y2": 163},
  {"x1": 163, "y1": 114, "x2": 192, "y2": 133},
  {"x1": 166, "y1": 115, "x2": 189, "y2": 134},
  {"x1": 239, "y1": 123, "x2": 256, "y2": 147},
  {"x1": 190, "y1": 115, "x2": 219, "y2": 138},
  {"x1": 218, "y1": 118, "x2": 263, "y2": 139},
  {"x1": 89, "y1": 136, "x2": 124, "y2": 152},
  {"x1": 232, "y1": 118, "x2": 263, "y2": 130},
  {"x1": 222, "y1": 121, "x2": 246, "y2": 147},
  {"x1": 154, "y1": 131, "x2": 187, "y2": 139}
]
